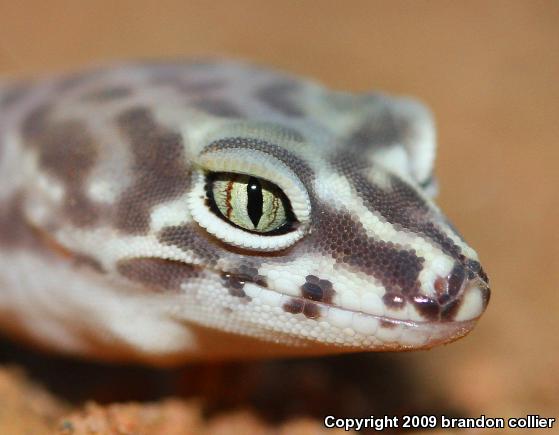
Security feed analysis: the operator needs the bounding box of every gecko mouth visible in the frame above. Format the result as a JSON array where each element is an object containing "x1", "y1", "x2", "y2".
[
  {"x1": 238, "y1": 279, "x2": 483, "y2": 350},
  {"x1": 116, "y1": 253, "x2": 488, "y2": 351}
]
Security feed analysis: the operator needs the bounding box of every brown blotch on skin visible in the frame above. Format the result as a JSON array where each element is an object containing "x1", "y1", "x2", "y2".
[
  {"x1": 301, "y1": 275, "x2": 335, "y2": 304},
  {"x1": 0, "y1": 195, "x2": 37, "y2": 249},
  {"x1": 282, "y1": 298, "x2": 321, "y2": 319},
  {"x1": 411, "y1": 294, "x2": 440, "y2": 321},
  {"x1": 283, "y1": 298, "x2": 304, "y2": 315},
  {"x1": 221, "y1": 272, "x2": 247, "y2": 298},
  {"x1": 115, "y1": 108, "x2": 191, "y2": 234},
  {"x1": 39, "y1": 121, "x2": 100, "y2": 227},
  {"x1": 348, "y1": 108, "x2": 404, "y2": 150},
  {"x1": 221, "y1": 266, "x2": 268, "y2": 299},
  {"x1": 0, "y1": 195, "x2": 106, "y2": 273},
  {"x1": 441, "y1": 298, "x2": 462, "y2": 321},
  {"x1": 382, "y1": 292, "x2": 406, "y2": 309},
  {"x1": 158, "y1": 224, "x2": 221, "y2": 266},
  {"x1": 63, "y1": 189, "x2": 101, "y2": 227},
  {"x1": 256, "y1": 81, "x2": 304, "y2": 117},
  {"x1": 117, "y1": 257, "x2": 200, "y2": 292},
  {"x1": 310, "y1": 206, "x2": 424, "y2": 295},
  {"x1": 333, "y1": 152, "x2": 463, "y2": 259},
  {"x1": 380, "y1": 319, "x2": 397, "y2": 329},
  {"x1": 302, "y1": 302, "x2": 321, "y2": 319},
  {"x1": 21, "y1": 103, "x2": 52, "y2": 142},
  {"x1": 21, "y1": 105, "x2": 100, "y2": 227}
]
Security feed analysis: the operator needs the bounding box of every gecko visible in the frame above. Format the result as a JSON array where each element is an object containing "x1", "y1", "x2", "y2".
[{"x1": 0, "y1": 60, "x2": 489, "y2": 365}]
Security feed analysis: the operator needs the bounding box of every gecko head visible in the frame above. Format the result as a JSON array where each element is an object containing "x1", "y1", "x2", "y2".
[
  {"x1": 165, "y1": 128, "x2": 490, "y2": 354},
  {"x1": 11, "y1": 62, "x2": 489, "y2": 362}
]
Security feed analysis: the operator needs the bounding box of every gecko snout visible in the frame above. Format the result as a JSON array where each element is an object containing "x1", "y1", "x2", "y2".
[{"x1": 433, "y1": 261, "x2": 490, "y2": 322}]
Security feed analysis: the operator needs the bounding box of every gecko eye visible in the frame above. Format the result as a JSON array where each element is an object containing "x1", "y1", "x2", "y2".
[
  {"x1": 206, "y1": 172, "x2": 296, "y2": 235},
  {"x1": 188, "y1": 147, "x2": 311, "y2": 251}
]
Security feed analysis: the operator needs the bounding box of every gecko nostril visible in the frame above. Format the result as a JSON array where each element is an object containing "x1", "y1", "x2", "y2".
[
  {"x1": 464, "y1": 258, "x2": 490, "y2": 284},
  {"x1": 433, "y1": 262, "x2": 491, "y2": 321},
  {"x1": 445, "y1": 260, "x2": 490, "y2": 298},
  {"x1": 434, "y1": 262, "x2": 484, "y2": 302}
]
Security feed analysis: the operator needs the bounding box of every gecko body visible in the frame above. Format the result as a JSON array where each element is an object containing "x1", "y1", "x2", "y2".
[{"x1": 0, "y1": 60, "x2": 489, "y2": 364}]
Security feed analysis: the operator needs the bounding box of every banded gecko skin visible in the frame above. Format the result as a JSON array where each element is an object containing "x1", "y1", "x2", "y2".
[{"x1": 0, "y1": 60, "x2": 489, "y2": 364}]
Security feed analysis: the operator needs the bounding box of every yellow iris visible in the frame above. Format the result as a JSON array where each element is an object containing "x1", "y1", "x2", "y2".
[{"x1": 210, "y1": 173, "x2": 288, "y2": 233}]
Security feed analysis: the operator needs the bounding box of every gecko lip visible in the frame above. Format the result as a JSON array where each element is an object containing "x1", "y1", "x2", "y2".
[
  {"x1": 217, "y1": 261, "x2": 488, "y2": 350},
  {"x1": 241, "y1": 280, "x2": 483, "y2": 350}
]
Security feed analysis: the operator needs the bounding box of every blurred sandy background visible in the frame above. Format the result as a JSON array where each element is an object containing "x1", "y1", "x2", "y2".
[{"x1": 0, "y1": 1, "x2": 557, "y2": 433}]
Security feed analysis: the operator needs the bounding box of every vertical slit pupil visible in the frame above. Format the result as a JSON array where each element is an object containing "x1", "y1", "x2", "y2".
[{"x1": 247, "y1": 177, "x2": 263, "y2": 228}]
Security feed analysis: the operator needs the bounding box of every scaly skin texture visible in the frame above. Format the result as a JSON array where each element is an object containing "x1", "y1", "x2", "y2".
[{"x1": 0, "y1": 60, "x2": 489, "y2": 364}]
